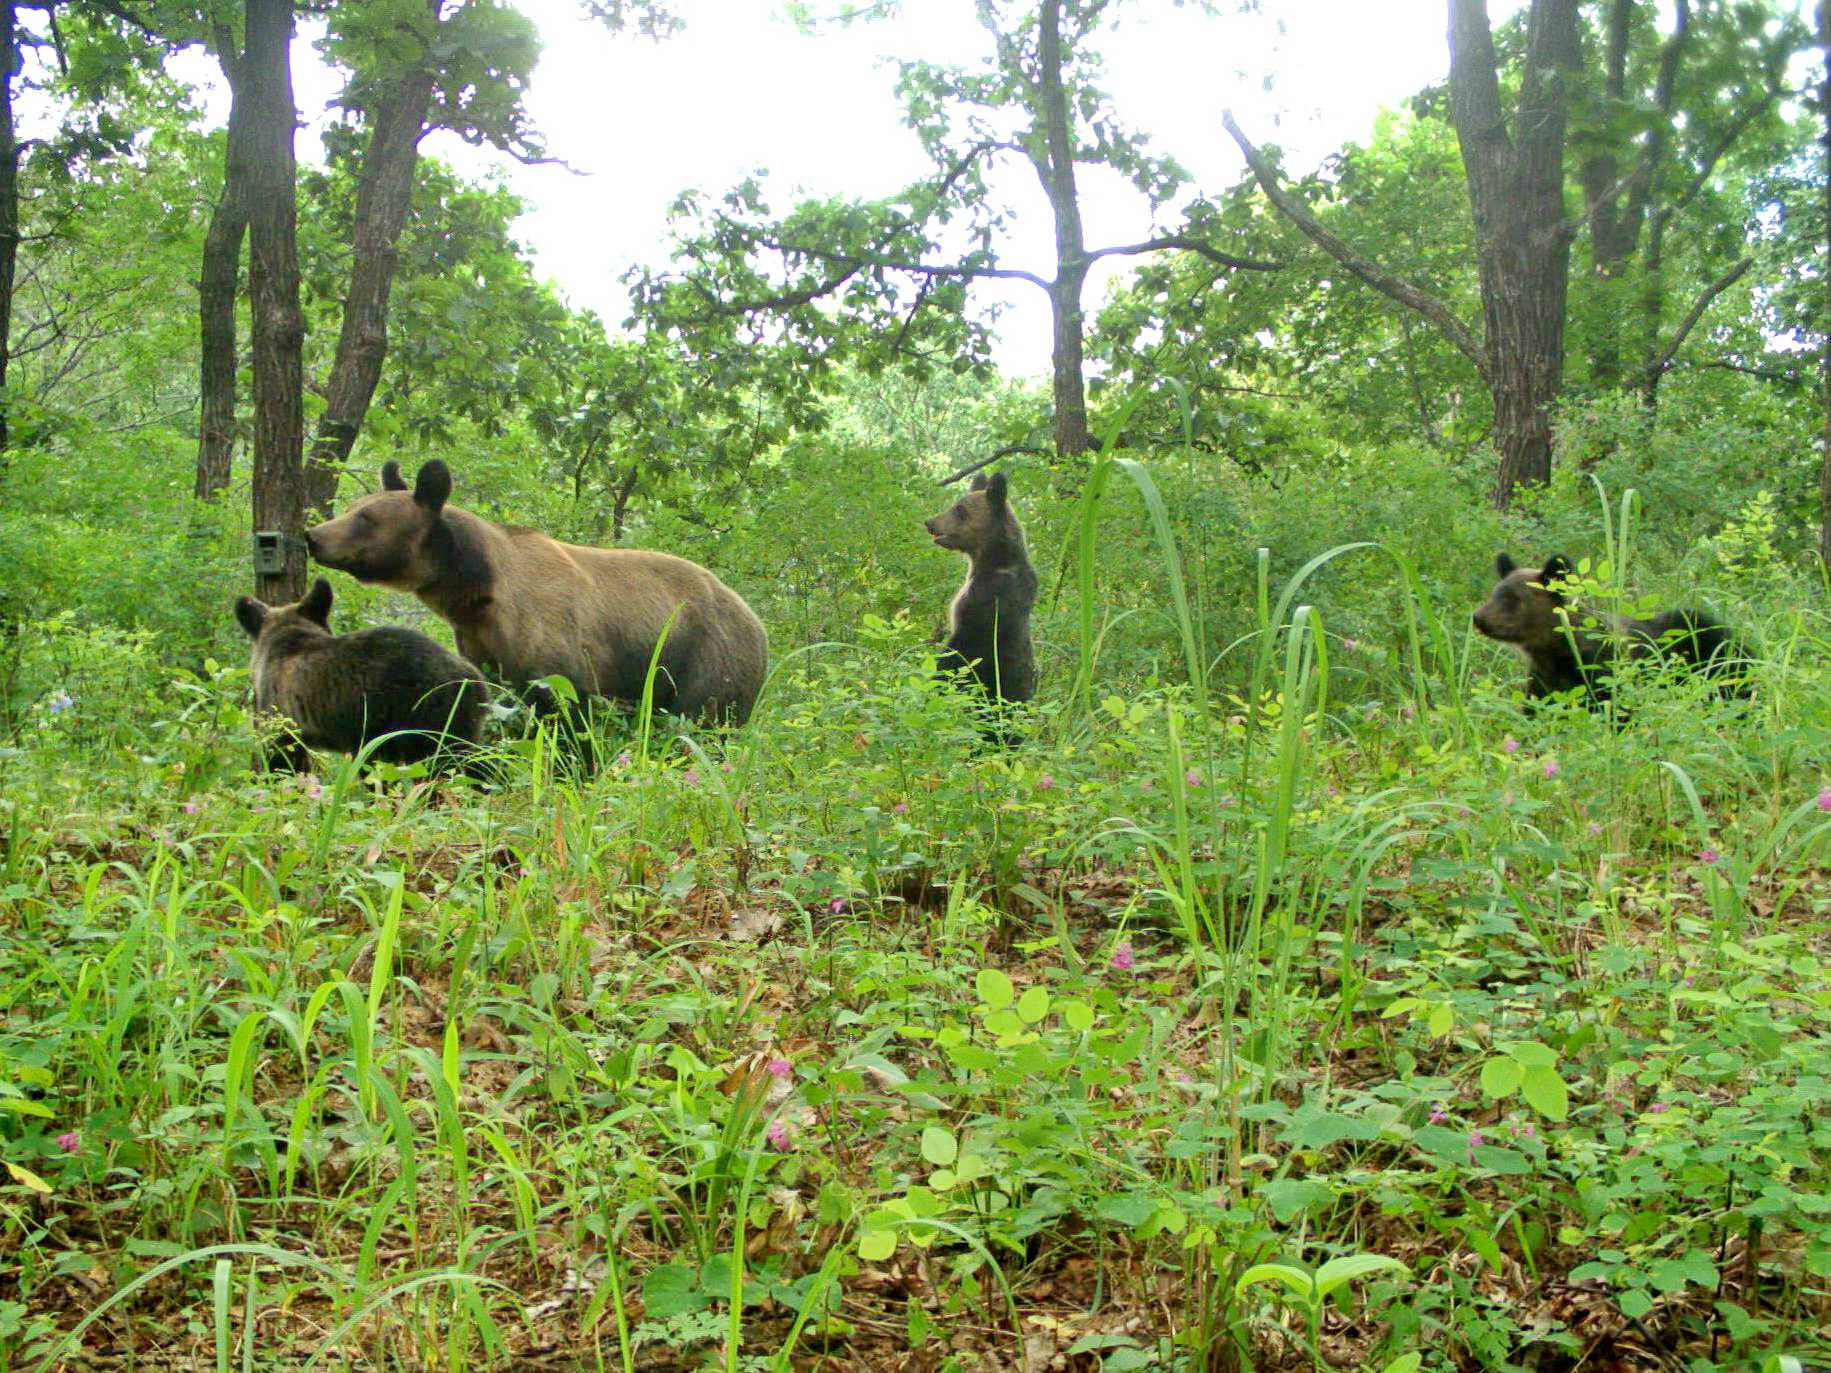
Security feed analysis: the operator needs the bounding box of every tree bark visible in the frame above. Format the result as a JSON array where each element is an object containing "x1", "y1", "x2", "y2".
[
  {"x1": 245, "y1": 0, "x2": 306, "y2": 601},
  {"x1": 196, "y1": 24, "x2": 253, "y2": 501},
  {"x1": 1820, "y1": 0, "x2": 1830, "y2": 570},
  {"x1": 302, "y1": 0, "x2": 443, "y2": 516},
  {"x1": 1031, "y1": 0, "x2": 1090, "y2": 459},
  {"x1": 0, "y1": 0, "x2": 20, "y2": 460},
  {"x1": 1448, "y1": 0, "x2": 1581, "y2": 507}
]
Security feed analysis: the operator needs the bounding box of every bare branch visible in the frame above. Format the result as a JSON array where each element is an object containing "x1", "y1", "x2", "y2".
[
  {"x1": 1221, "y1": 109, "x2": 1490, "y2": 384},
  {"x1": 1086, "y1": 234, "x2": 1281, "y2": 272},
  {"x1": 753, "y1": 236, "x2": 1052, "y2": 290},
  {"x1": 1645, "y1": 256, "x2": 1752, "y2": 379},
  {"x1": 942, "y1": 445, "x2": 1049, "y2": 485},
  {"x1": 1684, "y1": 357, "x2": 1806, "y2": 385}
]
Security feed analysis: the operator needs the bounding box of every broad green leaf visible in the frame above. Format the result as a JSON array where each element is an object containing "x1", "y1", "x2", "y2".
[
  {"x1": 1060, "y1": 999, "x2": 1094, "y2": 1032},
  {"x1": 975, "y1": 969, "x2": 1013, "y2": 1010},
  {"x1": 1501, "y1": 1040, "x2": 1558, "y2": 1069},
  {"x1": 1479, "y1": 1057, "x2": 1523, "y2": 1099},
  {"x1": 857, "y1": 1229, "x2": 897, "y2": 1262},
  {"x1": 1521, "y1": 1064, "x2": 1570, "y2": 1121},
  {"x1": 1234, "y1": 1263, "x2": 1314, "y2": 1299},
  {"x1": 919, "y1": 1127, "x2": 957, "y2": 1167},
  {"x1": 1016, "y1": 985, "x2": 1051, "y2": 1024},
  {"x1": 1314, "y1": 1253, "x2": 1408, "y2": 1299},
  {"x1": 4, "y1": 1162, "x2": 51, "y2": 1194},
  {"x1": 640, "y1": 1261, "x2": 701, "y2": 1318}
]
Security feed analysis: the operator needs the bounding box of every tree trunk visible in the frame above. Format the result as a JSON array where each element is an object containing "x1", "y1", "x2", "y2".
[
  {"x1": 196, "y1": 26, "x2": 252, "y2": 502},
  {"x1": 245, "y1": 0, "x2": 306, "y2": 602},
  {"x1": 1820, "y1": 0, "x2": 1830, "y2": 570},
  {"x1": 1033, "y1": 0, "x2": 1090, "y2": 459},
  {"x1": 1578, "y1": 0, "x2": 1634, "y2": 389},
  {"x1": 0, "y1": 0, "x2": 20, "y2": 460},
  {"x1": 303, "y1": 0, "x2": 443, "y2": 516},
  {"x1": 1448, "y1": 0, "x2": 1581, "y2": 507}
]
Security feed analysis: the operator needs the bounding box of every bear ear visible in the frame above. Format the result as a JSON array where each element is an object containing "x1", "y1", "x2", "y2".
[
  {"x1": 986, "y1": 470, "x2": 1009, "y2": 508},
  {"x1": 414, "y1": 460, "x2": 452, "y2": 513},
  {"x1": 1495, "y1": 551, "x2": 1517, "y2": 579},
  {"x1": 299, "y1": 578, "x2": 334, "y2": 626},
  {"x1": 969, "y1": 472, "x2": 990, "y2": 491},
  {"x1": 1541, "y1": 553, "x2": 1573, "y2": 584},
  {"x1": 234, "y1": 596, "x2": 268, "y2": 639},
  {"x1": 381, "y1": 460, "x2": 407, "y2": 492}
]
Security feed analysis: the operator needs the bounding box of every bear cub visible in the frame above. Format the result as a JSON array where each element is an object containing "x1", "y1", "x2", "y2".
[
  {"x1": 1472, "y1": 553, "x2": 1745, "y2": 705},
  {"x1": 925, "y1": 470, "x2": 1037, "y2": 709},
  {"x1": 234, "y1": 578, "x2": 491, "y2": 771}
]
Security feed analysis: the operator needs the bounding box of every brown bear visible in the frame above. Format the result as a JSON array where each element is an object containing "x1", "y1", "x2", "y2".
[
  {"x1": 924, "y1": 470, "x2": 1037, "y2": 708},
  {"x1": 234, "y1": 577, "x2": 490, "y2": 771},
  {"x1": 1472, "y1": 552, "x2": 1746, "y2": 705},
  {"x1": 305, "y1": 460, "x2": 768, "y2": 725}
]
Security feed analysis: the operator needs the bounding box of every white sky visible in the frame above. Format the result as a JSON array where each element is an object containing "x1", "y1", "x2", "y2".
[{"x1": 278, "y1": 1, "x2": 1466, "y2": 376}]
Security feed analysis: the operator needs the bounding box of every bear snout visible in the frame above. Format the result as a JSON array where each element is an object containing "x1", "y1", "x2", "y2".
[
  {"x1": 304, "y1": 527, "x2": 322, "y2": 560},
  {"x1": 1472, "y1": 609, "x2": 1495, "y2": 638}
]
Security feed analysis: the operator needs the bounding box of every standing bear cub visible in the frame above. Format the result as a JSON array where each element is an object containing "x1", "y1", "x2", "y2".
[
  {"x1": 235, "y1": 578, "x2": 490, "y2": 771},
  {"x1": 925, "y1": 470, "x2": 1037, "y2": 709},
  {"x1": 307, "y1": 460, "x2": 768, "y2": 725},
  {"x1": 1472, "y1": 553, "x2": 1746, "y2": 705}
]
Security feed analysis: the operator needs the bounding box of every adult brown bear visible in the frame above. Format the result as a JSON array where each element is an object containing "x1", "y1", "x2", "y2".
[{"x1": 307, "y1": 460, "x2": 768, "y2": 724}]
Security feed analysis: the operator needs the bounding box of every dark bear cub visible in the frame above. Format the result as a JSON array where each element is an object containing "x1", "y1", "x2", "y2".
[
  {"x1": 925, "y1": 470, "x2": 1037, "y2": 711},
  {"x1": 234, "y1": 578, "x2": 491, "y2": 772},
  {"x1": 1472, "y1": 553, "x2": 1746, "y2": 705}
]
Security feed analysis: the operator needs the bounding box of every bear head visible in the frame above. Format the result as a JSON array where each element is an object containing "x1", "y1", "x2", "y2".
[
  {"x1": 924, "y1": 470, "x2": 1020, "y2": 557},
  {"x1": 235, "y1": 577, "x2": 335, "y2": 640},
  {"x1": 1472, "y1": 552, "x2": 1574, "y2": 652},
  {"x1": 306, "y1": 460, "x2": 455, "y2": 591}
]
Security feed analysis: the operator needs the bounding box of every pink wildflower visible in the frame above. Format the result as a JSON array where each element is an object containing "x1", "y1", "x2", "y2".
[
  {"x1": 1184, "y1": 768, "x2": 1202, "y2": 789},
  {"x1": 1401, "y1": 703, "x2": 1416, "y2": 722},
  {"x1": 1517, "y1": 1122, "x2": 1537, "y2": 1138},
  {"x1": 1543, "y1": 759, "x2": 1561, "y2": 780},
  {"x1": 893, "y1": 802, "x2": 909, "y2": 815},
  {"x1": 1037, "y1": 774, "x2": 1055, "y2": 791},
  {"x1": 1503, "y1": 737, "x2": 1520, "y2": 754},
  {"x1": 1429, "y1": 1107, "x2": 1448, "y2": 1125},
  {"x1": 1818, "y1": 786, "x2": 1831, "y2": 813},
  {"x1": 301, "y1": 774, "x2": 323, "y2": 802},
  {"x1": 1111, "y1": 942, "x2": 1135, "y2": 972},
  {"x1": 767, "y1": 1057, "x2": 792, "y2": 1078},
  {"x1": 55, "y1": 1131, "x2": 80, "y2": 1153},
  {"x1": 765, "y1": 1118, "x2": 792, "y2": 1149},
  {"x1": 1342, "y1": 638, "x2": 1358, "y2": 653},
  {"x1": 1468, "y1": 1131, "x2": 1486, "y2": 1150},
  {"x1": 828, "y1": 897, "x2": 846, "y2": 914},
  {"x1": 1699, "y1": 848, "x2": 1720, "y2": 865},
  {"x1": 1648, "y1": 1102, "x2": 1671, "y2": 1114},
  {"x1": 614, "y1": 751, "x2": 632, "y2": 769},
  {"x1": 1588, "y1": 821, "x2": 1604, "y2": 837},
  {"x1": 683, "y1": 769, "x2": 701, "y2": 787},
  {"x1": 181, "y1": 797, "x2": 201, "y2": 815}
]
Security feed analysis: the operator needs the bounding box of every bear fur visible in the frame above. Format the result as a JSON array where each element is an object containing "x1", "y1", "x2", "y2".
[
  {"x1": 234, "y1": 578, "x2": 490, "y2": 771},
  {"x1": 924, "y1": 470, "x2": 1037, "y2": 706},
  {"x1": 306, "y1": 460, "x2": 769, "y2": 725},
  {"x1": 1472, "y1": 552, "x2": 1746, "y2": 704}
]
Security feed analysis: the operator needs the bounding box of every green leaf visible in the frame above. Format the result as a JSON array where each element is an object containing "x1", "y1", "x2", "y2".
[
  {"x1": 1257, "y1": 1177, "x2": 1333, "y2": 1224},
  {"x1": 1521, "y1": 1064, "x2": 1570, "y2": 1121},
  {"x1": 857, "y1": 1228, "x2": 897, "y2": 1262},
  {"x1": 1501, "y1": 1040, "x2": 1558, "y2": 1069},
  {"x1": 1314, "y1": 1253, "x2": 1408, "y2": 1299},
  {"x1": 1380, "y1": 1356, "x2": 1423, "y2": 1373},
  {"x1": 1060, "y1": 999, "x2": 1094, "y2": 1032},
  {"x1": 640, "y1": 1261, "x2": 702, "y2": 1318},
  {"x1": 920, "y1": 1127, "x2": 958, "y2": 1167},
  {"x1": 1016, "y1": 984, "x2": 1051, "y2": 1024},
  {"x1": 1470, "y1": 1144, "x2": 1532, "y2": 1174},
  {"x1": 1235, "y1": 1263, "x2": 1314, "y2": 1300},
  {"x1": 975, "y1": 968, "x2": 1014, "y2": 1010},
  {"x1": 1479, "y1": 1057, "x2": 1524, "y2": 1099}
]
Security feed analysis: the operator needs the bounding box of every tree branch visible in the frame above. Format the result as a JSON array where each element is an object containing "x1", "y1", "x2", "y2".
[
  {"x1": 1086, "y1": 234, "x2": 1281, "y2": 272},
  {"x1": 1645, "y1": 256, "x2": 1752, "y2": 379},
  {"x1": 942, "y1": 444, "x2": 1049, "y2": 484},
  {"x1": 1221, "y1": 109, "x2": 1490, "y2": 384},
  {"x1": 1684, "y1": 357, "x2": 1805, "y2": 385},
  {"x1": 753, "y1": 236, "x2": 1052, "y2": 290}
]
